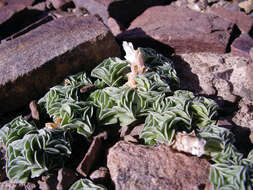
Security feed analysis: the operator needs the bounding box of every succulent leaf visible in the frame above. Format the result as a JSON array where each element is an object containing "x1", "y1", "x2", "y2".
[{"x1": 69, "y1": 178, "x2": 107, "y2": 190}]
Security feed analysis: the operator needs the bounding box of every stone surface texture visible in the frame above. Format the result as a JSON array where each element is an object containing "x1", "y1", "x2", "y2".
[
  {"x1": 231, "y1": 34, "x2": 253, "y2": 58},
  {"x1": 107, "y1": 141, "x2": 211, "y2": 190},
  {"x1": 208, "y1": 6, "x2": 253, "y2": 34},
  {"x1": 0, "y1": 15, "x2": 120, "y2": 113},
  {"x1": 174, "y1": 53, "x2": 251, "y2": 102},
  {"x1": 0, "y1": 0, "x2": 35, "y2": 24},
  {"x1": 118, "y1": 5, "x2": 234, "y2": 54}
]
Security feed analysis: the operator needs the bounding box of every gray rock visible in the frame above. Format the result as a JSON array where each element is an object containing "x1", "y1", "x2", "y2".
[
  {"x1": 174, "y1": 53, "x2": 250, "y2": 102},
  {"x1": 107, "y1": 141, "x2": 211, "y2": 190},
  {"x1": 0, "y1": 14, "x2": 120, "y2": 113}
]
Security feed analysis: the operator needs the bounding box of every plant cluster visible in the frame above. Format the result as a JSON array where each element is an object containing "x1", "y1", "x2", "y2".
[{"x1": 0, "y1": 44, "x2": 253, "y2": 189}]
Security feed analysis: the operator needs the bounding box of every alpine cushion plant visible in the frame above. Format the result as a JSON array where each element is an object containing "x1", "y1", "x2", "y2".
[
  {"x1": 68, "y1": 178, "x2": 107, "y2": 190},
  {"x1": 0, "y1": 41, "x2": 252, "y2": 189}
]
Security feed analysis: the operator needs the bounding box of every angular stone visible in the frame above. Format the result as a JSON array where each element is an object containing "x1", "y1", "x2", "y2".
[
  {"x1": 90, "y1": 167, "x2": 110, "y2": 184},
  {"x1": 0, "y1": 0, "x2": 35, "y2": 24},
  {"x1": 73, "y1": 0, "x2": 109, "y2": 24},
  {"x1": 56, "y1": 168, "x2": 78, "y2": 190},
  {"x1": 231, "y1": 34, "x2": 253, "y2": 58},
  {"x1": 118, "y1": 5, "x2": 234, "y2": 54},
  {"x1": 0, "y1": 15, "x2": 120, "y2": 113},
  {"x1": 208, "y1": 6, "x2": 253, "y2": 34},
  {"x1": 77, "y1": 132, "x2": 108, "y2": 177},
  {"x1": 107, "y1": 141, "x2": 211, "y2": 190}
]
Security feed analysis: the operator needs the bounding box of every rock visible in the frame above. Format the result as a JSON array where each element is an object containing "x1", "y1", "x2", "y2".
[
  {"x1": 107, "y1": 17, "x2": 124, "y2": 36},
  {"x1": 90, "y1": 167, "x2": 110, "y2": 184},
  {"x1": 239, "y1": 0, "x2": 253, "y2": 14},
  {"x1": 107, "y1": 141, "x2": 211, "y2": 190},
  {"x1": 48, "y1": 0, "x2": 75, "y2": 10},
  {"x1": 0, "y1": 0, "x2": 36, "y2": 24},
  {"x1": 231, "y1": 34, "x2": 253, "y2": 58},
  {"x1": 117, "y1": 5, "x2": 234, "y2": 54},
  {"x1": 250, "y1": 48, "x2": 253, "y2": 60},
  {"x1": 233, "y1": 98, "x2": 253, "y2": 129},
  {"x1": 174, "y1": 53, "x2": 250, "y2": 103},
  {"x1": 76, "y1": 132, "x2": 108, "y2": 177},
  {"x1": 107, "y1": 0, "x2": 169, "y2": 28},
  {"x1": 73, "y1": 0, "x2": 108, "y2": 24},
  {"x1": 0, "y1": 142, "x2": 6, "y2": 182},
  {"x1": 0, "y1": 14, "x2": 120, "y2": 113},
  {"x1": 56, "y1": 168, "x2": 78, "y2": 190},
  {"x1": 208, "y1": 6, "x2": 253, "y2": 34},
  {"x1": 38, "y1": 174, "x2": 58, "y2": 190},
  {"x1": 129, "y1": 123, "x2": 144, "y2": 137},
  {"x1": 0, "y1": 181, "x2": 36, "y2": 190}
]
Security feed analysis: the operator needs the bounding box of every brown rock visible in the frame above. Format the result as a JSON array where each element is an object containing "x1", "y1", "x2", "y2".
[
  {"x1": 208, "y1": 6, "x2": 253, "y2": 34},
  {"x1": 118, "y1": 5, "x2": 234, "y2": 54},
  {"x1": 107, "y1": 141, "x2": 211, "y2": 190},
  {"x1": 0, "y1": 15, "x2": 120, "y2": 113},
  {"x1": 29, "y1": 100, "x2": 39, "y2": 120},
  {"x1": 107, "y1": 17, "x2": 124, "y2": 36},
  {"x1": 56, "y1": 168, "x2": 78, "y2": 190},
  {"x1": 231, "y1": 34, "x2": 253, "y2": 58},
  {"x1": 0, "y1": 181, "x2": 36, "y2": 190},
  {"x1": 0, "y1": 142, "x2": 6, "y2": 182},
  {"x1": 38, "y1": 175, "x2": 58, "y2": 190},
  {"x1": 76, "y1": 132, "x2": 108, "y2": 177},
  {"x1": 73, "y1": 0, "x2": 108, "y2": 24},
  {"x1": 90, "y1": 167, "x2": 110, "y2": 184},
  {"x1": 0, "y1": 0, "x2": 36, "y2": 25}
]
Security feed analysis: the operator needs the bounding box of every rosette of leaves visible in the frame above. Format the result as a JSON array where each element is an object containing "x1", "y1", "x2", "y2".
[
  {"x1": 90, "y1": 86, "x2": 147, "y2": 126},
  {"x1": 6, "y1": 128, "x2": 71, "y2": 182},
  {"x1": 69, "y1": 178, "x2": 107, "y2": 190},
  {"x1": 91, "y1": 57, "x2": 129, "y2": 87},
  {"x1": 139, "y1": 47, "x2": 179, "y2": 89},
  {"x1": 191, "y1": 97, "x2": 218, "y2": 128},
  {"x1": 0, "y1": 116, "x2": 37, "y2": 147},
  {"x1": 38, "y1": 73, "x2": 95, "y2": 137}
]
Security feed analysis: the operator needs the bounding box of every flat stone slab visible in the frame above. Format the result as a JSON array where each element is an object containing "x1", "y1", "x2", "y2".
[
  {"x1": 107, "y1": 141, "x2": 211, "y2": 190},
  {"x1": 0, "y1": 15, "x2": 120, "y2": 113},
  {"x1": 118, "y1": 5, "x2": 234, "y2": 54}
]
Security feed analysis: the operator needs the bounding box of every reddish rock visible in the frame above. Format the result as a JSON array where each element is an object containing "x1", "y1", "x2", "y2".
[
  {"x1": 90, "y1": 167, "x2": 110, "y2": 184},
  {"x1": 0, "y1": 142, "x2": 6, "y2": 182},
  {"x1": 56, "y1": 168, "x2": 78, "y2": 190},
  {"x1": 0, "y1": 15, "x2": 120, "y2": 113},
  {"x1": 73, "y1": 0, "x2": 108, "y2": 24},
  {"x1": 0, "y1": 0, "x2": 36, "y2": 24},
  {"x1": 77, "y1": 132, "x2": 108, "y2": 177},
  {"x1": 231, "y1": 34, "x2": 253, "y2": 58},
  {"x1": 208, "y1": 6, "x2": 253, "y2": 34},
  {"x1": 38, "y1": 175, "x2": 58, "y2": 190},
  {"x1": 118, "y1": 5, "x2": 234, "y2": 54},
  {"x1": 107, "y1": 17, "x2": 124, "y2": 36},
  {"x1": 107, "y1": 141, "x2": 211, "y2": 190}
]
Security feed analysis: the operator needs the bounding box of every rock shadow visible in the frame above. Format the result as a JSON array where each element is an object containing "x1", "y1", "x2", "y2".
[
  {"x1": 0, "y1": 9, "x2": 53, "y2": 42},
  {"x1": 108, "y1": 0, "x2": 172, "y2": 28}
]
